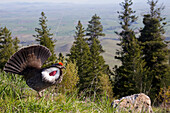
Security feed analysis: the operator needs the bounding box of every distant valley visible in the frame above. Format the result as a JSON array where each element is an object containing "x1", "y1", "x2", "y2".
[{"x1": 0, "y1": 2, "x2": 170, "y2": 68}]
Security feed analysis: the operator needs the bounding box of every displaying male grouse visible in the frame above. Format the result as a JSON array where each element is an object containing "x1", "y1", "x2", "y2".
[{"x1": 3, "y1": 45, "x2": 65, "y2": 97}]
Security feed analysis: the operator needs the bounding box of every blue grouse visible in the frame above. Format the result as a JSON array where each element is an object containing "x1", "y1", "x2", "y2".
[{"x1": 4, "y1": 45, "x2": 65, "y2": 97}]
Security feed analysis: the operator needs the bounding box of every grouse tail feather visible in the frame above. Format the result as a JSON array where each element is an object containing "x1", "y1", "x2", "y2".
[{"x1": 4, "y1": 45, "x2": 51, "y2": 75}]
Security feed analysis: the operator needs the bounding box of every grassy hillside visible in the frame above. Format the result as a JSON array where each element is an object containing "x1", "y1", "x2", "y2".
[
  {"x1": 0, "y1": 72, "x2": 112, "y2": 112},
  {"x1": 0, "y1": 72, "x2": 168, "y2": 112}
]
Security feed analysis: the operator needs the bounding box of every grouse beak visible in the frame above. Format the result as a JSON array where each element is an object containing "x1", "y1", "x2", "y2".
[
  {"x1": 57, "y1": 66, "x2": 65, "y2": 69},
  {"x1": 61, "y1": 66, "x2": 66, "y2": 69}
]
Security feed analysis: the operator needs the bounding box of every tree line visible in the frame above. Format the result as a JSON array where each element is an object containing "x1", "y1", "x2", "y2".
[
  {"x1": 0, "y1": 0, "x2": 169, "y2": 105},
  {"x1": 113, "y1": 0, "x2": 169, "y2": 105}
]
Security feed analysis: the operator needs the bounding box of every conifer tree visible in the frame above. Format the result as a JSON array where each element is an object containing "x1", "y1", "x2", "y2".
[
  {"x1": 88, "y1": 38, "x2": 106, "y2": 97},
  {"x1": 113, "y1": 0, "x2": 148, "y2": 98},
  {"x1": 114, "y1": 32, "x2": 148, "y2": 98},
  {"x1": 68, "y1": 21, "x2": 92, "y2": 93},
  {"x1": 33, "y1": 12, "x2": 57, "y2": 65},
  {"x1": 86, "y1": 14, "x2": 105, "y2": 52},
  {"x1": 0, "y1": 27, "x2": 20, "y2": 69},
  {"x1": 138, "y1": 0, "x2": 169, "y2": 103},
  {"x1": 86, "y1": 14, "x2": 111, "y2": 97}
]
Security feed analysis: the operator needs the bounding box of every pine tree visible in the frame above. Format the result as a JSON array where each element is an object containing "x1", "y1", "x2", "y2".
[
  {"x1": 68, "y1": 21, "x2": 92, "y2": 93},
  {"x1": 86, "y1": 14, "x2": 105, "y2": 52},
  {"x1": 138, "y1": 0, "x2": 169, "y2": 103},
  {"x1": 88, "y1": 38, "x2": 106, "y2": 97},
  {"x1": 0, "y1": 27, "x2": 20, "y2": 69},
  {"x1": 86, "y1": 14, "x2": 111, "y2": 98},
  {"x1": 33, "y1": 12, "x2": 57, "y2": 66},
  {"x1": 69, "y1": 21, "x2": 87, "y2": 62},
  {"x1": 114, "y1": 33, "x2": 148, "y2": 98},
  {"x1": 115, "y1": 0, "x2": 138, "y2": 54},
  {"x1": 113, "y1": 0, "x2": 148, "y2": 98}
]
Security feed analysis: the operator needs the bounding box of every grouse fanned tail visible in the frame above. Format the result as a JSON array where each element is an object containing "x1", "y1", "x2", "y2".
[{"x1": 4, "y1": 45, "x2": 51, "y2": 76}]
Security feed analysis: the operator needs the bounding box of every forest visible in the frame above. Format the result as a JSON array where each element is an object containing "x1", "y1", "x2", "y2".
[{"x1": 0, "y1": 0, "x2": 169, "y2": 112}]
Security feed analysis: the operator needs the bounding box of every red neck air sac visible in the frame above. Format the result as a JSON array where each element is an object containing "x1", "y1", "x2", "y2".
[{"x1": 49, "y1": 71, "x2": 57, "y2": 76}]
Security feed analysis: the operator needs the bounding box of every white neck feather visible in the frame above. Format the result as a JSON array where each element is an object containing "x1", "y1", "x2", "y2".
[{"x1": 41, "y1": 67, "x2": 60, "y2": 84}]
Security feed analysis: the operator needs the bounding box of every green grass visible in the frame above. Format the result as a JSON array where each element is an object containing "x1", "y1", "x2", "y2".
[
  {"x1": 0, "y1": 71, "x2": 168, "y2": 113},
  {"x1": 0, "y1": 72, "x2": 115, "y2": 113},
  {"x1": 152, "y1": 107, "x2": 169, "y2": 113}
]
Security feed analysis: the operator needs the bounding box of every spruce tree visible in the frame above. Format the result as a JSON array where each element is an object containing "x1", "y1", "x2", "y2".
[
  {"x1": 68, "y1": 21, "x2": 92, "y2": 93},
  {"x1": 113, "y1": 0, "x2": 148, "y2": 98},
  {"x1": 138, "y1": 0, "x2": 169, "y2": 103},
  {"x1": 69, "y1": 21, "x2": 87, "y2": 62},
  {"x1": 88, "y1": 38, "x2": 107, "y2": 97},
  {"x1": 0, "y1": 27, "x2": 20, "y2": 69},
  {"x1": 86, "y1": 14, "x2": 111, "y2": 98},
  {"x1": 33, "y1": 12, "x2": 57, "y2": 66},
  {"x1": 86, "y1": 14, "x2": 105, "y2": 52}
]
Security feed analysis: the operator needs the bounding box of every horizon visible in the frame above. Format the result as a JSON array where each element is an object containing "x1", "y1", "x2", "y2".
[{"x1": 0, "y1": 0, "x2": 168, "y2": 4}]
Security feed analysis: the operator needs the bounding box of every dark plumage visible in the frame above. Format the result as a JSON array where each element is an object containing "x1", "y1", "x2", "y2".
[{"x1": 4, "y1": 45, "x2": 65, "y2": 97}]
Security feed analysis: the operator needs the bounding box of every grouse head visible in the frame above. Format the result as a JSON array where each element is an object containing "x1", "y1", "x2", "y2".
[{"x1": 41, "y1": 62, "x2": 65, "y2": 84}]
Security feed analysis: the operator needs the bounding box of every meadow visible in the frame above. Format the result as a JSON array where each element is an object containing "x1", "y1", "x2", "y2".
[
  {"x1": 0, "y1": 71, "x2": 168, "y2": 113},
  {"x1": 0, "y1": 71, "x2": 115, "y2": 113}
]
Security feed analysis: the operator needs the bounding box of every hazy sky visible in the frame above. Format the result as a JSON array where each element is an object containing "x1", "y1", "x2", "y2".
[
  {"x1": 0, "y1": 0, "x2": 168, "y2": 4},
  {"x1": 0, "y1": 0, "x2": 145, "y2": 4}
]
